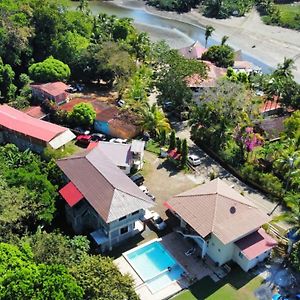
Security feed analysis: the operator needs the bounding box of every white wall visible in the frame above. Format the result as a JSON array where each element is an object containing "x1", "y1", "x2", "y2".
[
  {"x1": 206, "y1": 234, "x2": 235, "y2": 266},
  {"x1": 233, "y1": 245, "x2": 271, "y2": 272}
]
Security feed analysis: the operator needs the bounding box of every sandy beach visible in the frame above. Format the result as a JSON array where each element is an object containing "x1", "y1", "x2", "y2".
[{"x1": 114, "y1": 0, "x2": 300, "y2": 82}]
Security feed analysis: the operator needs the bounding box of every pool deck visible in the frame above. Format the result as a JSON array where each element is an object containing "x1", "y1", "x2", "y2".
[{"x1": 114, "y1": 232, "x2": 215, "y2": 300}]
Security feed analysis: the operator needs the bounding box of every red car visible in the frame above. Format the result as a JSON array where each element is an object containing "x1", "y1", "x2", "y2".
[{"x1": 76, "y1": 135, "x2": 91, "y2": 146}]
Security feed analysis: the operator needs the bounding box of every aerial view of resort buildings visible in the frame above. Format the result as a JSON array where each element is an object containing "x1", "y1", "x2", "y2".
[{"x1": 0, "y1": 0, "x2": 299, "y2": 299}]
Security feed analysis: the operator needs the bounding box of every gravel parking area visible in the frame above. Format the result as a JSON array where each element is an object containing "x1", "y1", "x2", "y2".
[{"x1": 141, "y1": 151, "x2": 204, "y2": 218}]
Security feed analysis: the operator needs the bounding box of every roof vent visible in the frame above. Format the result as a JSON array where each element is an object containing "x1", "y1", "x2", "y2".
[{"x1": 230, "y1": 206, "x2": 236, "y2": 214}]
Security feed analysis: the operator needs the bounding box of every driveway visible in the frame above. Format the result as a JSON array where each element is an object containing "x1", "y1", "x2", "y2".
[{"x1": 142, "y1": 151, "x2": 204, "y2": 218}]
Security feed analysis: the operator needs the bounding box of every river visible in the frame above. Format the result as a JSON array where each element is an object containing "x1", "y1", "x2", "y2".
[{"x1": 69, "y1": 0, "x2": 273, "y2": 73}]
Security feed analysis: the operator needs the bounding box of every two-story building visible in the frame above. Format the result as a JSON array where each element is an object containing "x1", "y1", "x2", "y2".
[
  {"x1": 165, "y1": 178, "x2": 277, "y2": 272},
  {"x1": 57, "y1": 145, "x2": 153, "y2": 252}
]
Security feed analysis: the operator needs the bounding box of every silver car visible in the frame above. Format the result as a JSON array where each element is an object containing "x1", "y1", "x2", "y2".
[{"x1": 188, "y1": 154, "x2": 201, "y2": 166}]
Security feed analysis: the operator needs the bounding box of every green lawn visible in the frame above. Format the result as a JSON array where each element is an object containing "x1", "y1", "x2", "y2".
[
  {"x1": 276, "y1": 4, "x2": 300, "y2": 30},
  {"x1": 172, "y1": 266, "x2": 264, "y2": 300},
  {"x1": 145, "y1": 140, "x2": 161, "y2": 155}
]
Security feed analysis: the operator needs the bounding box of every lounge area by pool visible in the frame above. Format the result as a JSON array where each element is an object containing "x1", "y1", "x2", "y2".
[{"x1": 124, "y1": 240, "x2": 185, "y2": 293}]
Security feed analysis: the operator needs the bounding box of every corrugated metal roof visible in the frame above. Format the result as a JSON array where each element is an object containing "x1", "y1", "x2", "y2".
[
  {"x1": 235, "y1": 228, "x2": 277, "y2": 260},
  {"x1": 0, "y1": 104, "x2": 69, "y2": 142},
  {"x1": 166, "y1": 178, "x2": 269, "y2": 244},
  {"x1": 57, "y1": 147, "x2": 153, "y2": 223},
  {"x1": 59, "y1": 182, "x2": 84, "y2": 207},
  {"x1": 48, "y1": 129, "x2": 75, "y2": 149},
  {"x1": 97, "y1": 142, "x2": 132, "y2": 167},
  {"x1": 30, "y1": 82, "x2": 69, "y2": 97}
]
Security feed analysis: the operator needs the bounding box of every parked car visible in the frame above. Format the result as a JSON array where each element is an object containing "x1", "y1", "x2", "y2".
[
  {"x1": 117, "y1": 99, "x2": 125, "y2": 107},
  {"x1": 188, "y1": 154, "x2": 201, "y2": 166},
  {"x1": 73, "y1": 127, "x2": 90, "y2": 136},
  {"x1": 75, "y1": 84, "x2": 84, "y2": 92},
  {"x1": 109, "y1": 138, "x2": 127, "y2": 144},
  {"x1": 90, "y1": 133, "x2": 106, "y2": 142},
  {"x1": 67, "y1": 86, "x2": 77, "y2": 93},
  {"x1": 150, "y1": 211, "x2": 167, "y2": 231},
  {"x1": 139, "y1": 185, "x2": 149, "y2": 194},
  {"x1": 129, "y1": 173, "x2": 144, "y2": 186},
  {"x1": 76, "y1": 135, "x2": 91, "y2": 146}
]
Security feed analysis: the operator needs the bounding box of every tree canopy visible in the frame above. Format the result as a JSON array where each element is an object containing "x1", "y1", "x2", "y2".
[
  {"x1": 29, "y1": 56, "x2": 71, "y2": 83},
  {"x1": 69, "y1": 102, "x2": 96, "y2": 128},
  {"x1": 202, "y1": 45, "x2": 235, "y2": 68}
]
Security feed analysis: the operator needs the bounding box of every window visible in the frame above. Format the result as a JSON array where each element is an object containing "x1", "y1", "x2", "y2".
[
  {"x1": 119, "y1": 216, "x2": 127, "y2": 221},
  {"x1": 132, "y1": 210, "x2": 139, "y2": 216},
  {"x1": 120, "y1": 226, "x2": 128, "y2": 235}
]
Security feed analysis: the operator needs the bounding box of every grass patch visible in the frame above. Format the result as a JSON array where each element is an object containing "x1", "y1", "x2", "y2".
[
  {"x1": 276, "y1": 4, "x2": 300, "y2": 30},
  {"x1": 145, "y1": 140, "x2": 161, "y2": 155},
  {"x1": 43, "y1": 141, "x2": 80, "y2": 159},
  {"x1": 173, "y1": 266, "x2": 264, "y2": 300}
]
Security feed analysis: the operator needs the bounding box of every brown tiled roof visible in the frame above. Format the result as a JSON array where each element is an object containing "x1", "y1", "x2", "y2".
[
  {"x1": 57, "y1": 146, "x2": 153, "y2": 223},
  {"x1": 178, "y1": 41, "x2": 207, "y2": 60},
  {"x1": 184, "y1": 61, "x2": 226, "y2": 88},
  {"x1": 166, "y1": 178, "x2": 269, "y2": 244}
]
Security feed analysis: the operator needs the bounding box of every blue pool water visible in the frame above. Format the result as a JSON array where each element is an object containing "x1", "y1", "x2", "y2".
[{"x1": 125, "y1": 241, "x2": 184, "y2": 293}]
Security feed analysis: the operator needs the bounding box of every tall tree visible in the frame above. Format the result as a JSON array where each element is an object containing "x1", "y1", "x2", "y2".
[
  {"x1": 69, "y1": 103, "x2": 96, "y2": 128},
  {"x1": 139, "y1": 104, "x2": 171, "y2": 138},
  {"x1": 181, "y1": 139, "x2": 189, "y2": 166},
  {"x1": 29, "y1": 57, "x2": 71, "y2": 82},
  {"x1": 204, "y1": 25, "x2": 215, "y2": 48}
]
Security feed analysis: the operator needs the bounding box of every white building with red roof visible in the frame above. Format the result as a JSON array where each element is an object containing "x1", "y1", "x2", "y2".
[
  {"x1": 0, "y1": 104, "x2": 75, "y2": 153},
  {"x1": 30, "y1": 81, "x2": 70, "y2": 105},
  {"x1": 165, "y1": 178, "x2": 277, "y2": 272}
]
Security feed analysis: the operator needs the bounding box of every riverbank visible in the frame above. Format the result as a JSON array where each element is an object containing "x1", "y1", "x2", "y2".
[{"x1": 113, "y1": 0, "x2": 300, "y2": 82}]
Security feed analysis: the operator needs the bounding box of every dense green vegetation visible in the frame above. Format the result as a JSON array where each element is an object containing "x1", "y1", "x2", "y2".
[
  {"x1": 201, "y1": 44, "x2": 235, "y2": 67},
  {"x1": 203, "y1": 0, "x2": 254, "y2": 18},
  {"x1": 0, "y1": 144, "x2": 138, "y2": 299},
  {"x1": 29, "y1": 57, "x2": 71, "y2": 83},
  {"x1": 145, "y1": 0, "x2": 254, "y2": 16},
  {"x1": 146, "y1": 0, "x2": 200, "y2": 12},
  {"x1": 257, "y1": 1, "x2": 300, "y2": 30}
]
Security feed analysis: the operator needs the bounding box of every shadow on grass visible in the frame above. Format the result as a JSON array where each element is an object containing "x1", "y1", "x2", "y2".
[
  {"x1": 157, "y1": 159, "x2": 181, "y2": 177},
  {"x1": 187, "y1": 265, "x2": 259, "y2": 299}
]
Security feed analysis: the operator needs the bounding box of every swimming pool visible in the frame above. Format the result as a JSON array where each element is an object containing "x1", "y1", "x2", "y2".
[{"x1": 124, "y1": 241, "x2": 184, "y2": 293}]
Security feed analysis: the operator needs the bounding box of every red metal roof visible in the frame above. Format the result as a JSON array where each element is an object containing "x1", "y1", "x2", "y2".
[
  {"x1": 0, "y1": 104, "x2": 68, "y2": 142},
  {"x1": 235, "y1": 228, "x2": 277, "y2": 260},
  {"x1": 31, "y1": 82, "x2": 69, "y2": 97},
  {"x1": 59, "y1": 182, "x2": 84, "y2": 207},
  {"x1": 23, "y1": 106, "x2": 46, "y2": 119}
]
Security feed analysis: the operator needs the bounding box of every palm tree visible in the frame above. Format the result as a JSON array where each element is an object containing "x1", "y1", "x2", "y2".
[
  {"x1": 274, "y1": 57, "x2": 296, "y2": 78},
  {"x1": 139, "y1": 104, "x2": 171, "y2": 138},
  {"x1": 221, "y1": 35, "x2": 229, "y2": 46},
  {"x1": 77, "y1": 0, "x2": 90, "y2": 15},
  {"x1": 204, "y1": 25, "x2": 215, "y2": 48},
  {"x1": 273, "y1": 193, "x2": 300, "y2": 254}
]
